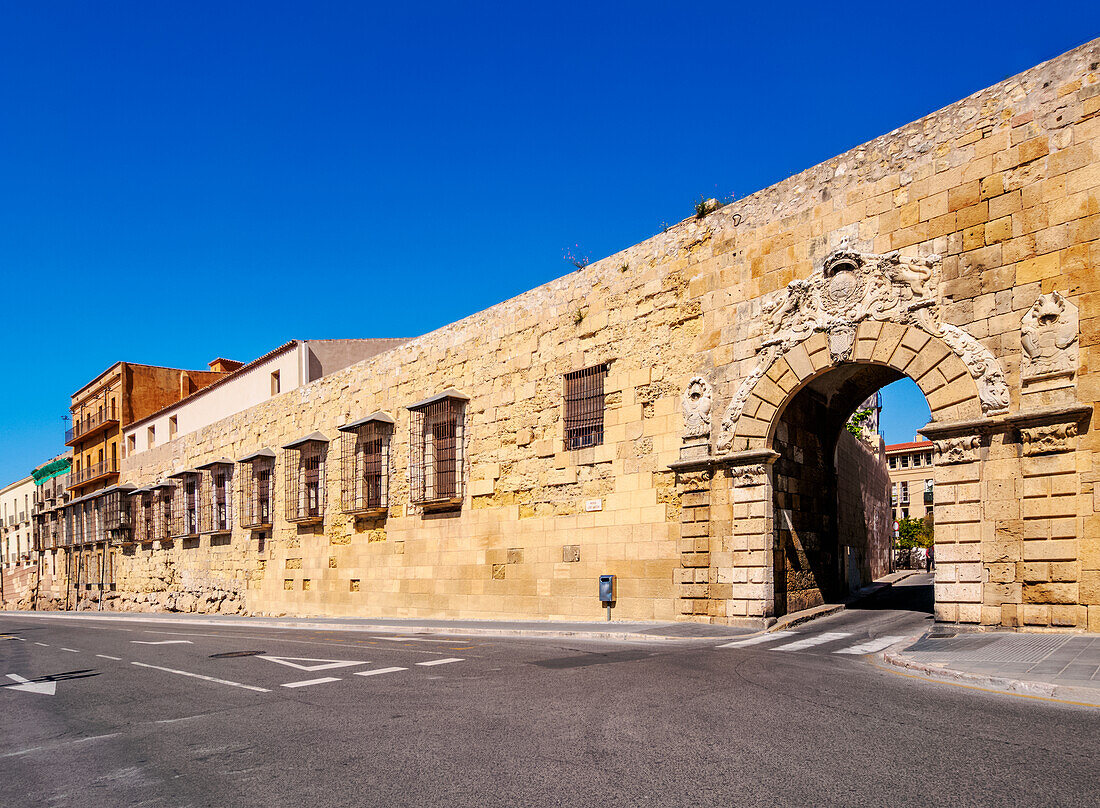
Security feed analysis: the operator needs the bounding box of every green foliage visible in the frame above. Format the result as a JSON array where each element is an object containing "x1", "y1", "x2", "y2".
[
  {"x1": 895, "y1": 515, "x2": 934, "y2": 548},
  {"x1": 846, "y1": 407, "x2": 873, "y2": 438}
]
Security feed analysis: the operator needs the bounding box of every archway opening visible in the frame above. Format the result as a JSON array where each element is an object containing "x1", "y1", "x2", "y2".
[{"x1": 769, "y1": 363, "x2": 933, "y2": 618}]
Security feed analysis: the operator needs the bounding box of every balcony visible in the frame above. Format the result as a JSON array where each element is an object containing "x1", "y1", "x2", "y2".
[
  {"x1": 65, "y1": 409, "x2": 120, "y2": 446},
  {"x1": 70, "y1": 460, "x2": 119, "y2": 488}
]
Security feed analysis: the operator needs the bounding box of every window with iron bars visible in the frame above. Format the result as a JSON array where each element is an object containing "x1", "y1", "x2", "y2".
[
  {"x1": 128, "y1": 491, "x2": 152, "y2": 545},
  {"x1": 199, "y1": 463, "x2": 233, "y2": 534},
  {"x1": 239, "y1": 452, "x2": 275, "y2": 530},
  {"x1": 284, "y1": 436, "x2": 328, "y2": 523},
  {"x1": 103, "y1": 488, "x2": 132, "y2": 542},
  {"x1": 339, "y1": 416, "x2": 392, "y2": 514},
  {"x1": 563, "y1": 364, "x2": 608, "y2": 451},
  {"x1": 409, "y1": 396, "x2": 465, "y2": 506},
  {"x1": 169, "y1": 473, "x2": 201, "y2": 538}
]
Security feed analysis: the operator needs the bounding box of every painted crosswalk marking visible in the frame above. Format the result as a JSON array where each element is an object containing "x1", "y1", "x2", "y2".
[
  {"x1": 833, "y1": 636, "x2": 906, "y2": 655},
  {"x1": 416, "y1": 658, "x2": 463, "y2": 667},
  {"x1": 354, "y1": 667, "x2": 408, "y2": 677},
  {"x1": 281, "y1": 677, "x2": 342, "y2": 689},
  {"x1": 716, "y1": 631, "x2": 795, "y2": 648},
  {"x1": 772, "y1": 632, "x2": 853, "y2": 651}
]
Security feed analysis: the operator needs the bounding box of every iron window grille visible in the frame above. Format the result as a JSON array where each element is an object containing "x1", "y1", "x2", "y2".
[
  {"x1": 283, "y1": 433, "x2": 328, "y2": 524},
  {"x1": 103, "y1": 487, "x2": 133, "y2": 543},
  {"x1": 198, "y1": 460, "x2": 234, "y2": 534},
  {"x1": 409, "y1": 391, "x2": 467, "y2": 508},
  {"x1": 563, "y1": 364, "x2": 608, "y2": 450},
  {"x1": 168, "y1": 471, "x2": 201, "y2": 538},
  {"x1": 339, "y1": 413, "x2": 393, "y2": 515},
  {"x1": 125, "y1": 490, "x2": 151, "y2": 546},
  {"x1": 238, "y1": 449, "x2": 275, "y2": 530}
]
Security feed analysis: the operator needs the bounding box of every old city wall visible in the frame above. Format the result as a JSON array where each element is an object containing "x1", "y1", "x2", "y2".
[
  {"x1": 33, "y1": 39, "x2": 1100, "y2": 629},
  {"x1": 835, "y1": 432, "x2": 892, "y2": 590}
]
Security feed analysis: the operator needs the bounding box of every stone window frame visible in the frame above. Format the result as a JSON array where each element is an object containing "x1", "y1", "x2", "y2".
[
  {"x1": 408, "y1": 389, "x2": 469, "y2": 511},
  {"x1": 338, "y1": 412, "x2": 393, "y2": 517}
]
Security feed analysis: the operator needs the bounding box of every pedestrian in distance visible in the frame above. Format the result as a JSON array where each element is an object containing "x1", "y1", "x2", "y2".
[{"x1": 926, "y1": 546, "x2": 934, "y2": 572}]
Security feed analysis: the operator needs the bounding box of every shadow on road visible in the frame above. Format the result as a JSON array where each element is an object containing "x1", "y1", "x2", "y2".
[
  {"x1": 0, "y1": 668, "x2": 102, "y2": 687},
  {"x1": 849, "y1": 573, "x2": 934, "y2": 615}
]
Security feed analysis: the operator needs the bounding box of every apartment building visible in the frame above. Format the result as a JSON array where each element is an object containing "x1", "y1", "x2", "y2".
[
  {"x1": 1, "y1": 475, "x2": 35, "y2": 569},
  {"x1": 121, "y1": 339, "x2": 407, "y2": 458},
  {"x1": 31, "y1": 454, "x2": 72, "y2": 582},
  {"x1": 886, "y1": 440, "x2": 935, "y2": 521}
]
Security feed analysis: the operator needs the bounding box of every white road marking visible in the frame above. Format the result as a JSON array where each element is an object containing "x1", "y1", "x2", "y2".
[
  {"x1": 258, "y1": 655, "x2": 370, "y2": 672},
  {"x1": 131, "y1": 640, "x2": 193, "y2": 645},
  {"x1": 34, "y1": 642, "x2": 49, "y2": 647},
  {"x1": 1, "y1": 732, "x2": 120, "y2": 758},
  {"x1": 371, "y1": 636, "x2": 465, "y2": 643},
  {"x1": 353, "y1": 666, "x2": 408, "y2": 677},
  {"x1": 416, "y1": 658, "x2": 463, "y2": 666},
  {"x1": 131, "y1": 662, "x2": 270, "y2": 693},
  {"x1": 60, "y1": 648, "x2": 80, "y2": 653},
  {"x1": 773, "y1": 632, "x2": 853, "y2": 651},
  {"x1": 716, "y1": 631, "x2": 795, "y2": 648},
  {"x1": 4, "y1": 673, "x2": 56, "y2": 696},
  {"x1": 281, "y1": 677, "x2": 342, "y2": 688},
  {"x1": 834, "y1": 635, "x2": 907, "y2": 655},
  {"x1": 96, "y1": 654, "x2": 122, "y2": 661}
]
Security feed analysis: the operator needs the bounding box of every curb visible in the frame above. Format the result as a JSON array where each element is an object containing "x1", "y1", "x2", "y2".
[
  {"x1": 0, "y1": 611, "x2": 753, "y2": 644},
  {"x1": 880, "y1": 651, "x2": 1100, "y2": 706}
]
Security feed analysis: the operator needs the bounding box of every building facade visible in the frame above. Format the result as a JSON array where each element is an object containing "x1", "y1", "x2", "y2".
[
  {"x1": 1, "y1": 476, "x2": 35, "y2": 569},
  {"x1": 23, "y1": 39, "x2": 1100, "y2": 631},
  {"x1": 887, "y1": 440, "x2": 935, "y2": 521}
]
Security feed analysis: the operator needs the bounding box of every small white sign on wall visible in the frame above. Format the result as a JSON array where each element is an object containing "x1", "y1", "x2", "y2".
[{"x1": 584, "y1": 499, "x2": 603, "y2": 512}]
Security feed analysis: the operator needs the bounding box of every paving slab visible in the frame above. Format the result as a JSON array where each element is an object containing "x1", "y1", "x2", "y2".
[{"x1": 883, "y1": 629, "x2": 1100, "y2": 705}]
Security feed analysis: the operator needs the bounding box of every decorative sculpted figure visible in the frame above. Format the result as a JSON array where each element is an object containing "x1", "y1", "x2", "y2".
[
  {"x1": 1021, "y1": 291, "x2": 1078, "y2": 382},
  {"x1": 714, "y1": 242, "x2": 1011, "y2": 451},
  {"x1": 682, "y1": 376, "x2": 713, "y2": 439}
]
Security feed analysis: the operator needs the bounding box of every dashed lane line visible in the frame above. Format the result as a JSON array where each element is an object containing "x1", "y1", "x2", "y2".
[
  {"x1": 60, "y1": 648, "x2": 80, "y2": 653},
  {"x1": 353, "y1": 667, "x2": 408, "y2": 677},
  {"x1": 416, "y1": 658, "x2": 464, "y2": 666},
  {"x1": 715, "y1": 631, "x2": 795, "y2": 649},
  {"x1": 96, "y1": 654, "x2": 122, "y2": 661},
  {"x1": 281, "y1": 677, "x2": 342, "y2": 689},
  {"x1": 773, "y1": 632, "x2": 853, "y2": 651},
  {"x1": 34, "y1": 642, "x2": 49, "y2": 647},
  {"x1": 833, "y1": 636, "x2": 907, "y2": 655},
  {"x1": 131, "y1": 661, "x2": 271, "y2": 693}
]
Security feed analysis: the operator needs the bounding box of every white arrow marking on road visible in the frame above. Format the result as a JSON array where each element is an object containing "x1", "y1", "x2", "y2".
[
  {"x1": 4, "y1": 674, "x2": 57, "y2": 696},
  {"x1": 131, "y1": 640, "x2": 194, "y2": 645},
  {"x1": 257, "y1": 655, "x2": 370, "y2": 672}
]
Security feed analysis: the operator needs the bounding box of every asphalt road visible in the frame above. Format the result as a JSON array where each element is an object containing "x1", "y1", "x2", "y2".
[{"x1": 1, "y1": 576, "x2": 1096, "y2": 808}]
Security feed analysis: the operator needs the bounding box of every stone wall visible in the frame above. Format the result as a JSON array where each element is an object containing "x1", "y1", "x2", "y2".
[
  {"x1": 835, "y1": 432, "x2": 892, "y2": 590},
  {"x1": 30, "y1": 38, "x2": 1100, "y2": 629}
]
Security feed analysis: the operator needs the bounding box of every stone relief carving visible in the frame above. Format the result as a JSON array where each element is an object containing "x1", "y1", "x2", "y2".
[
  {"x1": 716, "y1": 241, "x2": 1010, "y2": 451},
  {"x1": 681, "y1": 376, "x2": 713, "y2": 439},
  {"x1": 1021, "y1": 290, "x2": 1078, "y2": 382},
  {"x1": 933, "y1": 436, "x2": 981, "y2": 465},
  {"x1": 1020, "y1": 422, "x2": 1077, "y2": 455},
  {"x1": 731, "y1": 464, "x2": 767, "y2": 486}
]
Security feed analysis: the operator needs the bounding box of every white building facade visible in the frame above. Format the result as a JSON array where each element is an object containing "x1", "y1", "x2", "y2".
[{"x1": 1, "y1": 476, "x2": 36, "y2": 569}]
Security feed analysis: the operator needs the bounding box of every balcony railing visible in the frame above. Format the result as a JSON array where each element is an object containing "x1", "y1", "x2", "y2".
[
  {"x1": 70, "y1": 461, "x2": 119, "y2": 487},
  {"x1": 65, "y1": 409, "x2": 120, "y2": 445}
]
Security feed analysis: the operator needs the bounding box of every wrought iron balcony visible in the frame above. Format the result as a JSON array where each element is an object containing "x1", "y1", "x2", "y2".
[
  {"x1": 70, "y1": 460, "x2": 119, "y2": 487},
  {"x1": 65, "y1": 409, "x2": 120, "y2": 445}
]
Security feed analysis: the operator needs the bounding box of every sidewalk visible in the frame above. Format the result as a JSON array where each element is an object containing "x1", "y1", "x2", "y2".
[
  {"x1": 0, "y1": 569, "x2": 920, "y2": 644},
  {"x1": 883, "y1": 629, "x2": 1100, "y2": 705}
]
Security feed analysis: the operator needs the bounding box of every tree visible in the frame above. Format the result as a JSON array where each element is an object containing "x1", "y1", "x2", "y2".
[
  {"x1": 895, "y1": 515, "x2": 933, "y2": 548},
  {"x1": 846, "y1": 407, "x2": 872, "y2": 439}
]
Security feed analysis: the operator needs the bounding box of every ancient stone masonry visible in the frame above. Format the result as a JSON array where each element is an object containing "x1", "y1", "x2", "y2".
[
  {"x1": 26, "y1": 38, "x2": 1100, "y2": 631},
  {"x1": 716, "y1": 242, "x2": 1010, "y2": 453}
]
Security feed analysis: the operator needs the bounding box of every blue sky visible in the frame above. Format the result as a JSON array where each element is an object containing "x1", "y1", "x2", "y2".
[{"x1": 0, "y1": 2, "x2": 1095, "y2": 483}]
